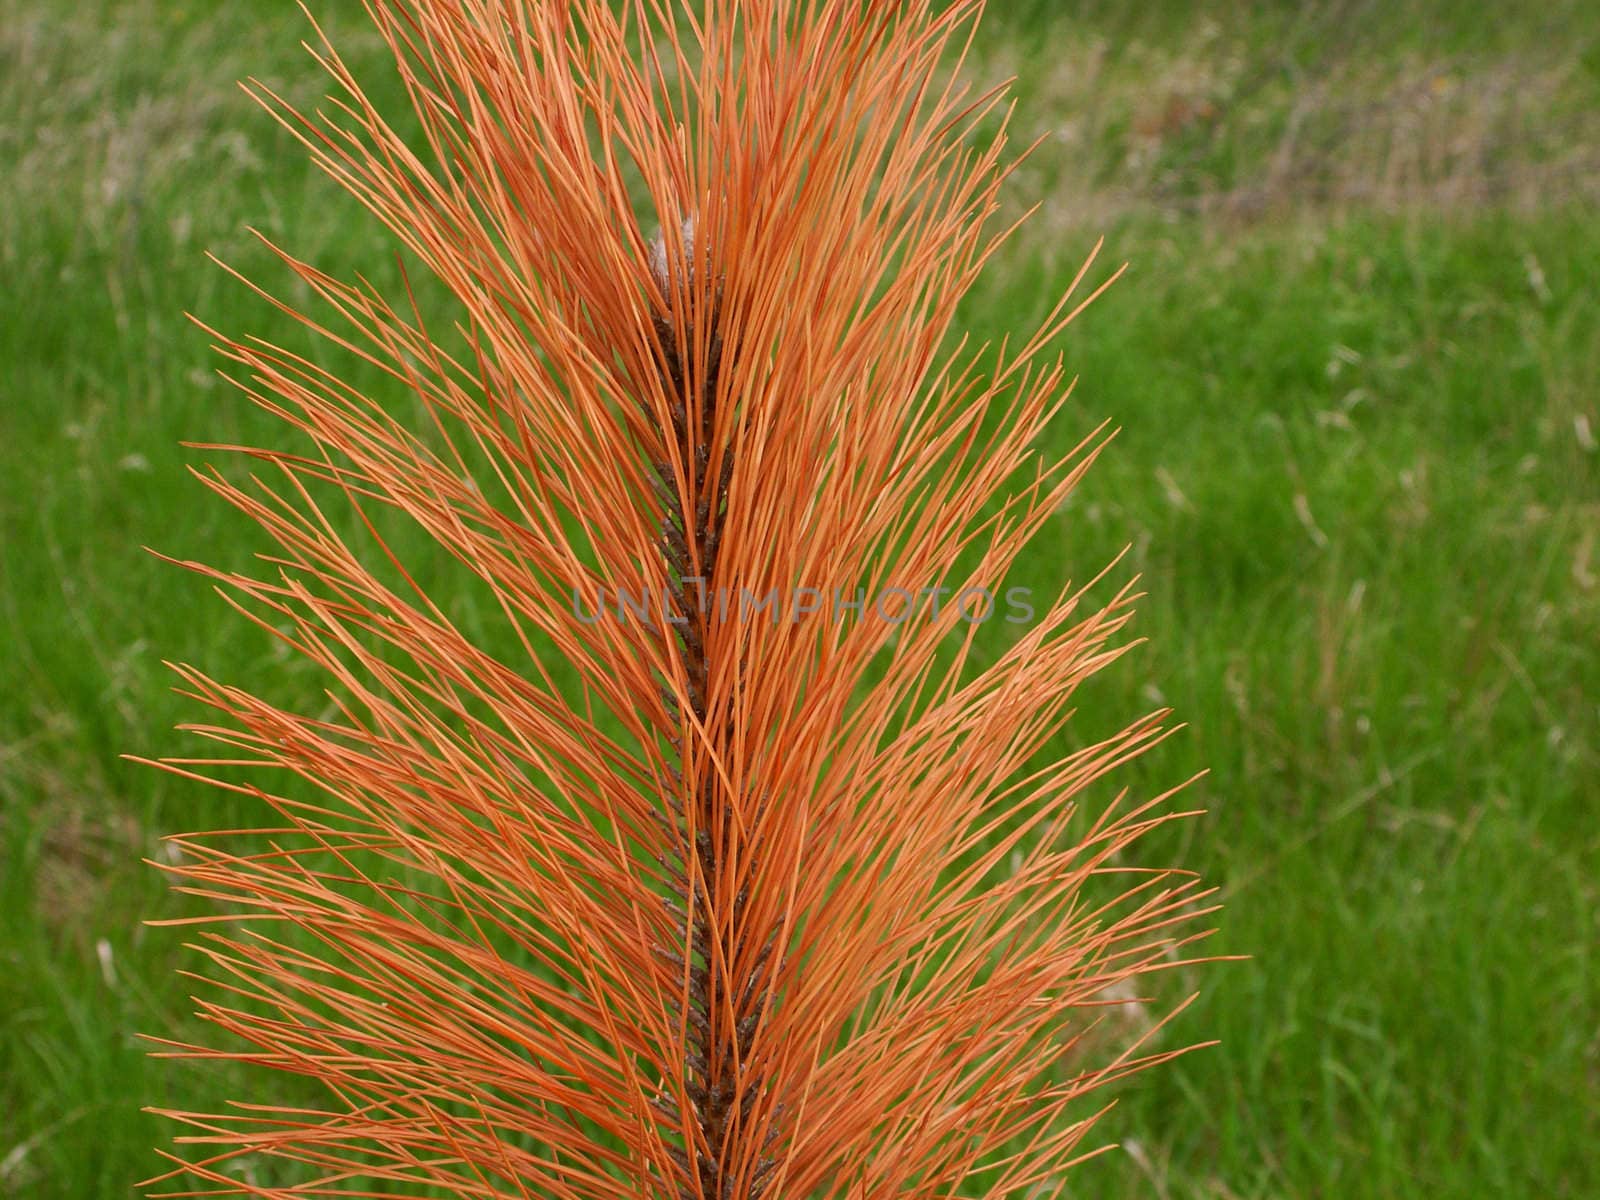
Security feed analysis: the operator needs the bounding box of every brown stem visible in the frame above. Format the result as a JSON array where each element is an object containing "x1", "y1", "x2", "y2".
[{"x1": 644, "y1": 247, "x2": 779, "y2": 1200}]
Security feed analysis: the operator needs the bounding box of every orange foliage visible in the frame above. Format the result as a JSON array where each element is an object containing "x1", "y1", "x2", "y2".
[{"x1": 140, "y1": 2, "x2": 1217, "y2": 1196}]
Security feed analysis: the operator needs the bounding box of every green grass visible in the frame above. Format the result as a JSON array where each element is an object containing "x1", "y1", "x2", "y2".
[{"x1": 2, "y1": 1, "x2": 1596, "y2": 1196}]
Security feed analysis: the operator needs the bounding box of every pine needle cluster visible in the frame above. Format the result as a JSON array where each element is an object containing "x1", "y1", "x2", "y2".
[{"x1": 141, "y1": 2, "x2": 1217, "y2": 1196}]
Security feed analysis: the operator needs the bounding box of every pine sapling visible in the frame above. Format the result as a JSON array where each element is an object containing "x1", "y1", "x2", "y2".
[{"x1": 141, "y1": 2, "x2": 1219, "y2": 1196}]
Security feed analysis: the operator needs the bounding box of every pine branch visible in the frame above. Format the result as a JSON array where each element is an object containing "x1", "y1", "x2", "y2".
[{"x1": 140, "y1": 2, "x2": 1219, "y2": 1198}]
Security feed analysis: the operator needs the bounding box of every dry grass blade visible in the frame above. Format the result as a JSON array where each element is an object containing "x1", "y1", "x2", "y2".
[{"x1": 139, "y1": 1, "x2": 1219, "y2": 1197}]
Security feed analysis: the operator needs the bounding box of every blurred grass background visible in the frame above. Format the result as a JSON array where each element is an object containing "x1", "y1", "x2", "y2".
[{"x1": 1, "y1": 0, "x2": 1596, "y2": 1196}]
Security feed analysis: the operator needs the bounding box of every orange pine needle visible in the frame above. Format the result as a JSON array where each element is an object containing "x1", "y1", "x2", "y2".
[{"x1": 143, "y1": 2, "x2": 1218, "y2": 1197}]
